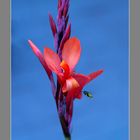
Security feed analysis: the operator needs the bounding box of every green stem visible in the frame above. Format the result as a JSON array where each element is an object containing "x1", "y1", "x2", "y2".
[{"x1": 65, "y1": 136, "x2": 71, "y2": 140}]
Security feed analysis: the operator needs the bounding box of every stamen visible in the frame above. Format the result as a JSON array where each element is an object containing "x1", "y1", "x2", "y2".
[{"x1": 61, "y1": 68, "x2": 65, "y2": 73}]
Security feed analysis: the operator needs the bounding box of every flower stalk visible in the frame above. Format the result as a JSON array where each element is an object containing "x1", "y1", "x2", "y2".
[
  {"x1": 28, "y1": 0, "x2": 103, "y2": 139},
  {"x1": 49, "y1": 0, "x2": 72, "y2": 138}
]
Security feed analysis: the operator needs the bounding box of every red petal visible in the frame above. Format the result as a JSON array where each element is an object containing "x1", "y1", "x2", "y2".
[
  {"x1": 28, "y1": 40, "x2": 52, "y2": 76},
  {"x1": 62, "y1": 37, "x2": 81, "y2": 71},
  {"x1": 76, "y1": 92, "x2": 82, "y2": 99},
  {"x1": 57, "y1": 73, "x2": 65, "y2": 85},
  {"x1": 71, "y1": 73, "x2": 90, "y2": 99},
  {"x1": 44, "y1": 48, "x2": 61, "y2": 74},
  {"x1": 62, "y1": 77, "x2": 79, "y2": 93},
  {"x1": 65, "y1": 70, "x2": 103, "y2": 100},
  {"x1": 68, "y1": 88, "x2": 83, "y2": 100},
  {"x1": 88, "y1": 69, "x2": 103, "y2": 81},
  {"x1": 63, "y1": 73, "x2": 89, "y2": 99}
]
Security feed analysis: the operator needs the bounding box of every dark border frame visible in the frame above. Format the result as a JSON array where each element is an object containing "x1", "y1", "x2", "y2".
[
  {"x1": 130, "y1": 0, "x2": 140, "y2": 139},
  {"x1": 0, "y1": 0, "x2": 10, "y2": 139}
]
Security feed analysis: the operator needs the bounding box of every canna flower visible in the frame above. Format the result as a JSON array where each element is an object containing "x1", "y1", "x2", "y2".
[
  {"x1": 28, "y1": 1, "x2": 103, "y2": 139},
  {"x1": 44, "y1": 37, "x2": 103, "y2": 99},
  {"x1": 44, "y1": 37, "x2": 81, "y2": 93}
]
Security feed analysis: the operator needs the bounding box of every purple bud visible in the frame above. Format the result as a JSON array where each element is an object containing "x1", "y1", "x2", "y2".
[
  {"x1": 65, "y1": 15, "x2": 69, "y2": 28},
  {"x1": 58, "y1": 0, "x2": 62, "y2": 9},
  {"x1": 59, "y1": 23, "x2": 71, "y2": 52},
  {"x1": 49, "y1": 14, "x2": 57, "y2": 37},
  {"x1": 63, "y1": 0, "x2": 69, "y2": 17}
]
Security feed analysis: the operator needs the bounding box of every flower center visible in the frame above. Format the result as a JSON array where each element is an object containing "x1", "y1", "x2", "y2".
[{"x1": 60, "y1": 60, "x2": 70, "y2": 78}]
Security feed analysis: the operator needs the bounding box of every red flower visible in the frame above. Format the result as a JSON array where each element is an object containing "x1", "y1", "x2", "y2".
[{"x1": 44, "y1": 37, "x2": 103, "y2": 99}]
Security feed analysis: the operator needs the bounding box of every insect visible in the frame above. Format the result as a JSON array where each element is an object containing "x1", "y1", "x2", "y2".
[{"x1": 82, "y1": 90, "x2": 93, "y2": 98}]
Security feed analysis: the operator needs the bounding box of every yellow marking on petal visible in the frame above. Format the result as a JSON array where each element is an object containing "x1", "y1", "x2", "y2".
[{"x1": 60, "y1": 60, "x2": 70, "y2": 78}]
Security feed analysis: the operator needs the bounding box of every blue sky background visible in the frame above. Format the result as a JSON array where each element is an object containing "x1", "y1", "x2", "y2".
[{"x1": 12, "y1": 0, "x2": 129, "y2": 140}]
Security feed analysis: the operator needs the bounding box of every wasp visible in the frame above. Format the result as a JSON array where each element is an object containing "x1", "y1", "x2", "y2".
[{"x1": 82, "y1": 90, "x2": 93, "y2": 98}]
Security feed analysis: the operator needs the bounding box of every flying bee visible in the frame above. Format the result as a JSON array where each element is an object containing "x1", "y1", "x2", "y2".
[{"x1": 82, "y1": 90, "x2": 93, "y2": 98}]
